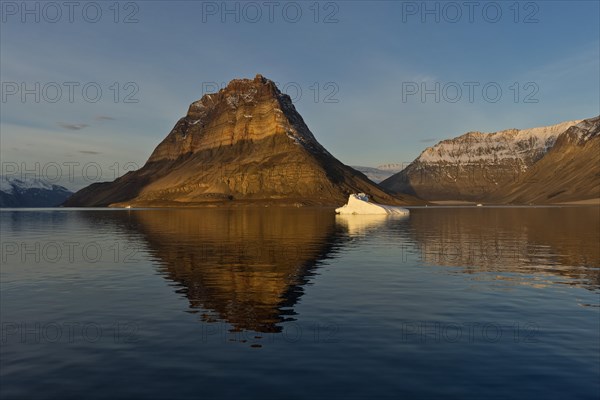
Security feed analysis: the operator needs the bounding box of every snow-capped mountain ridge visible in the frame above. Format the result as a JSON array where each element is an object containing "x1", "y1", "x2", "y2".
[
  {"x1": 1, "y1": 176, "x2": 72, "y2": 207},
  {"x1": 488, "y1": 116, "x2": 600, "y2": 203},
  {"x1": 352, "y1": 164, "x2": 405, "y2": 183},
  {"x1": 381, "y1": 117, "x2": 596, "y2": 202},
  {"x1": 1, "y1": 176, "x2": 66, "y2": 194},
  {"x1": 418, "y1": 120, "x2": 581, "y2": 165},
  {"x1": 376, "y1": 163, "x2": 405, "y2": 172},
  {"x1": 568, "y1": 118, "x2": 600, "y2": 143}
]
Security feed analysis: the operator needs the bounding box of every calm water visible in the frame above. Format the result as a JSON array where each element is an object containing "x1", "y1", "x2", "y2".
[{"x1": 1, "y1": 207, "x2": 599, "y2": 399}]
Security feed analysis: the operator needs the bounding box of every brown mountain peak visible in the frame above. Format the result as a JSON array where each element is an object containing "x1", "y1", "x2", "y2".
[
  {"x1": 65, "y1": 75, "x2": 420, "y2": 207},
  {"x1": 147, "y1": 75, "x2": 318, "y2": 163}
]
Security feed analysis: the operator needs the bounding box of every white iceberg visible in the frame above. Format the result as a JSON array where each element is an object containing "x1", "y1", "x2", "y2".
[{"x1": 335, "y1": 193, "x2": 410, "y2": 215}]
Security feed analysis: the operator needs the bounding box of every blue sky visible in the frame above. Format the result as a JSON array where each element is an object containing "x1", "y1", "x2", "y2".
[{"x1": 1, "y1": 0, "x2": 598, "y2": 188}]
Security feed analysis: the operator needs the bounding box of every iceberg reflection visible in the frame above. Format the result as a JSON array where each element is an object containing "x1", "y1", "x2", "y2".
[{"x1": 336, "y1": 214, "x2": 408, "y2": 236}]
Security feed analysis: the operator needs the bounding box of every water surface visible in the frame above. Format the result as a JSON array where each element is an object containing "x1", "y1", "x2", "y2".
[{"x1": 1, "y1": 207, "x2": 598, "y2": 399}]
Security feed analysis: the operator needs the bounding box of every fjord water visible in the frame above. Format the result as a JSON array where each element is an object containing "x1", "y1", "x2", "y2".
[{"x1": 1, "y1": 207, "x2": 598, "y2": 399}]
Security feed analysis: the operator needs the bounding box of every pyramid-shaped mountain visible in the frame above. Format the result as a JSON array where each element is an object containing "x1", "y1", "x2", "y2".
[{"x1": 65, "y1": 75, "x2": 418, "y2": 207}]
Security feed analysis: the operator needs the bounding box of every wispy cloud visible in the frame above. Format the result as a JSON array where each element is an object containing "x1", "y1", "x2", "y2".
[
  {"x1": 79, "y1": 150, "x2": 101, "y2": 155},
  {"x1": 411, "y1": 74, "x2": 437, "y2": 83},
  {"x1": 95, "y1": 116, "x2": 116, "y2": 121},
  {"x1": 530, "y1": 43, "x2": 599, "y2": 81},
  {"x1": 58, "y1": 123, "x2": 89, "y2": 130}
]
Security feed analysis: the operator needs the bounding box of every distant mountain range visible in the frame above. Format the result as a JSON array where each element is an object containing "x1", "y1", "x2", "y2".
[
  {"x1": 65, "y1": 75, "x2": 420, "y2": 207},
  {"x1": 382, "y1": 117, "x2": 600, "y2": 204},
  {"x1": 351, "y1": 164, "x2": 404, "y2": 183},
  {"x1": 0, "y1": 176, "x2": 73, "y2": 207}
]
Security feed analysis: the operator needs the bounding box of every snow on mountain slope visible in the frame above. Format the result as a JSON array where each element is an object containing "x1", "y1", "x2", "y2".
[
  {"x1": 381, "y1": 119, "x2": 584, "y2": 201},
  {"x1": 0, "y1": 176, "x2": 72, "y2": 207},
  {"x1": 0, "y1": 177, "x2": 13, "y2": 194},
  {"x1": 1, "y1": 176, "x2": 59, "y2": 193},
  {"x1": 352, "y1": 164, "x2": 405, "y2": 183},
  {"x1": 417, "y1": 120, "x2": 580, "y2": 165},
  {"x1": 488, "y1": 116, "x2": 600, "y2": 204},
  {"x1": 376, "y1": 163, "x2": 405, "y2": 172}
]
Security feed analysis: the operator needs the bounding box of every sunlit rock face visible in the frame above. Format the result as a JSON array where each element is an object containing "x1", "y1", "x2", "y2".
[
  {"x1": 489, "y1": 116, "x2": 600, "y2": 204},
  {"x1": 65, "y1": 75, "x2": 419, "y2": 207},
  {"x1": 381, "y1": 119, "x2": 589, "y2": 202}
]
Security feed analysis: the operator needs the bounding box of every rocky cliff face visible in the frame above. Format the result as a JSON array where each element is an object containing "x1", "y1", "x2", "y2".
[
  {"x1": 489, "y1": 116, "x2": 600, "y2": 203},
  {"x1": 381, "y1": 119, "x2": 583, "y2": 201},
  {"x1": 65, "y1": 75, "x2": 418, "y2": 207}
]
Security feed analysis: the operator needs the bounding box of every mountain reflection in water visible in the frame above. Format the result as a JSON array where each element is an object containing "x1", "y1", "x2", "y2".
[
  {"x1": 93, "y1": 206, "x2": 598, "y2": 336},
  {"x1": 2, "y1": 207, "x2": 598, "y2": 399},
  {"x1": 109, "y1": 208, "x2": 346, "y2": 332},
  {"x1": 406, "y1": 207, "x2": 600, "y2": 291}
]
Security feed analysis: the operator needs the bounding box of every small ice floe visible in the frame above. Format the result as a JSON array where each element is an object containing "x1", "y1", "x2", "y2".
[{"x1": 335, "y1": 193, "x2": 409, "y2": 215}]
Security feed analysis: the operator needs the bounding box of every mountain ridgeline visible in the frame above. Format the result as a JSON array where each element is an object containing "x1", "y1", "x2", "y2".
[
  {"x1": 489, "y1": 117, "x2": 600, "y2": 203},
  {"x1": 0, "y1": 177, "x2": 72, "y2": 207},
  {"x1": 381, "y1": 116, "x2": 600, "y2": 204},
  {"x1": 65, "y1": 75, "x2": 419, "y2": 207},
  {"x1": 63, "y1": 74, "x2": 597, "y2": 207}
]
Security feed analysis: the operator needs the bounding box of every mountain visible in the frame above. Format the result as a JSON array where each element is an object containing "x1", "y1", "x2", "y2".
[
  {"x1": 0, "y1": 176, "x2": 73, "y2": 207},
  {"x1": 488, "y1": 116, "x2": 600, "y2": 204},
  {"x1": 381, "y1": 119, "x2": 583, "y2": 202},
  {"x1": 351, "y1": 163, "x2": 404, "y2": 183},
  {"x1": 65, "y1": 75, "x2": 419, "y2": 207}
]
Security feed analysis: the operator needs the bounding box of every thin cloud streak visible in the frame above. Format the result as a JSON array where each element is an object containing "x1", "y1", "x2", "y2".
[{"x1": 58, "y1": 123, "x2": 89, "y2": 131}]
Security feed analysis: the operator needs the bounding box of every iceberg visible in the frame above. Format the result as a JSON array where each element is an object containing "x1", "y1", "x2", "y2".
[{"x1": 335, "y1": 193, "x2": 410, "y2": 215}]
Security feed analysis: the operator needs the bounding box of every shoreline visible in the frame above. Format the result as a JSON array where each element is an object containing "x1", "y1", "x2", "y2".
[
  {"x1": 429, "y1": 198, "x2": 600, "y2": 207},
  {"x1": 2, "y1": 200, "x2": 599, "y2": 211}
]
